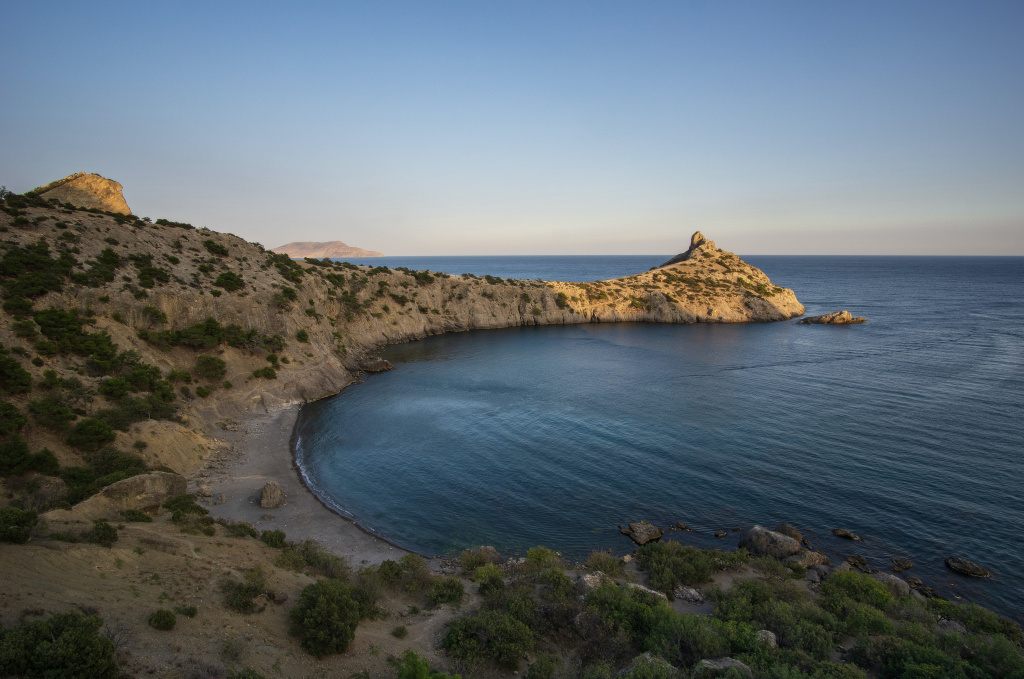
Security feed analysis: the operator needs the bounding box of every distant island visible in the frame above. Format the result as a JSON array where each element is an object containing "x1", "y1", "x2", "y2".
[{"x1": 272, "y1": 240, "x2": 383, "y2": 258}]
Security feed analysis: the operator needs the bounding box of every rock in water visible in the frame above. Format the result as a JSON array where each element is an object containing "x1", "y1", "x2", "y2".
[
  {"x1": 620, "y1": 521, "x2": 663, "y2": 545},
  {"x1": 798, "y1": 310, "x2": 867, "y2": 325},
  {"x1": 774, "y1": 523, "x2": 802, "y2": 541},
  {"x1": 259, "y1": 481, "x2": 285, "y2": 509},
  {"x1": 845, "y1": 555, "x2": 870, "y2": 572},
  {"x1": 892, "y1": 557, "x2": 914, "y2": 572},
  {"x1": 832, "y1": 528, "x2": 863, "y2": 541},
  {"x1": 738, "y1": 525, "x2": 803, "y2": 559},
  {"x1": 785, "y1": 551, "x2": 831, "y2": 568},
  {"x1": 33, "y1": 172, "x2": 131, "y2": 214},
  {"x1": 872, "y1": 572, "x2": 912, "y2": 597},
  {"x1": 945, "y1": 557, "x2": 992, "y2": 578}
]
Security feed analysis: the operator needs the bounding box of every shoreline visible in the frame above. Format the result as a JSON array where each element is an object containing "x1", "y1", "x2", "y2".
[{"x1": 196, "y1": 404, "x2": 410, "y2": 567}]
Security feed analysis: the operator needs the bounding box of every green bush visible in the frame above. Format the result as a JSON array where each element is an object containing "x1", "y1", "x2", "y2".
[
  {"x1": 27, "y1": 395, "x2": 77, "y2": 430},
  {"x1": 194, "y1": 355, "x2": 227, "y2": 379},
  {"x1": 396, "y1": 649, "x2": 460, "y2": 679},
  {"x1": 0, "y1": 611, "x2": 118, "y2": 678},
  {"x1": 222, "y1": 565, "x2": 268, "y2": 614},
  {"x1": 442, "y1": 610, "x2": 533, "y2": 669},
  {"x1": 428, "y1": 576, "x2": 465, "y2": 607},
  {"x1": 148, "y1": 609, "x2": 176, "y2": 631},
  {"x1": 252, "y1": 366, "x2": 276, "y2": 379},
  {"x1": 475, "y1": 564, "x2": 506, "y2": 597},
  {"x1": 392, "y1": 624, "x2": 408, "y2": 638},
  {"x1": 65, "y1": 418, "x2": 116, "y2": 451},
  {"x1": 120, "y1": 509, "x2": 152, "y2": 522},
  {"x1": 223, "y1": 521, "x2": 259, "y2": 539},
  {"x1": 260, "y1": 529, "x2": 286, "y2": 549},
  {"x1": 0, "y1": 350, "x2": 32, "y2": 395},
  {"x1": 214, "y1": 271, "x2": 244, "y2": 291},
  {"x1": 0, "y1": 507, "x2": 37, "y2": 543},
  {"x1": 204, "y1": 239, "x2": 229, "y2": 256},
  {"x1": 636, "y1": 540, "x2": 746, "y2": 597},
  {"x1": 0, "y1": 400, "x2": 26, "y2": 434},
  {"x1": 275, "y1": 539, "x2": 350, "y2": 579},
  {"x1": 296, "y1": 329, "x2": 309, "y2": 343},
  {"x1": 195, "y1": 386, "x2": 211, "y2": 398},
  {"x1": 173, "y1": 605, "x2": 198, "y2": 618},
  {"x1": 84, "y1": 519, "x2": 118, "y2": 548},
  {"x1": 290, "y1": 579, "x2": 360, "y2": 658}
]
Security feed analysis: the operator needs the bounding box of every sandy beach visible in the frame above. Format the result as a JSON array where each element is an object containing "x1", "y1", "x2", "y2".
[{"x1": 196, "y1": 404, "x2": 410, "y2": 568}]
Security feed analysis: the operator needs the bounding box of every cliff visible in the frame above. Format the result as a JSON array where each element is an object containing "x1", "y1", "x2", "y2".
[
  {"x1": 32, "y1": 172, "x2": 132, "y2": 215},
  {"x1": 272, "y1": 240, "x2": 383, "y2": 258}
]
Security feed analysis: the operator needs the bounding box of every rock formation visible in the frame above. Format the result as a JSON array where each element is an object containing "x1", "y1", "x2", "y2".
[
  {"x1": 798, "y1": 310, "x2": 867, "y2": 325},
  {"x1": 945, "y1": 556, "x2": 992, "y2": 578},
  {"x1": 259, "y1": 481, "x2": 285, "y2": 509},
  {"x1": 272, "y1": 240, "x2": 383, "y2": 258},
  {"x1": 832, "y1": 527, "x2": 863, "y2": 541},
  {"x1": 33, "y1": 172, "x2": 132, "y2": 214},
  {"x1": 737, "y1": 525, "x2": 803, "y2": 559},
  {"x1": 620, "y1": 521, "x2": 663, "y2": 545}
]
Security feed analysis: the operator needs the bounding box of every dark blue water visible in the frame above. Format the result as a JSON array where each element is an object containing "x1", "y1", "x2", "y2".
[{"x1": 295, "y1": 256, "x2": 1024, "y2": 620}]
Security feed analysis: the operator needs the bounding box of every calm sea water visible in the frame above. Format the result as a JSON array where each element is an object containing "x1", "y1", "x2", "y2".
[{"x1": 295, "y1": 256, "x2": 1024, "y2": 620}]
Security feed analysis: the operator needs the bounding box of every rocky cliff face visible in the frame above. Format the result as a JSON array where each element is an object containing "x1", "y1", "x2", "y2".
[
  {"x1": 272, "y1": 241, "x2": 383, "y2": 258},
  {"x1": 32, "y1": 172, "x2": 132, "y2": 214},
  {"x1": 0, "y1": 179, "x2": 803, "y2": 480}
]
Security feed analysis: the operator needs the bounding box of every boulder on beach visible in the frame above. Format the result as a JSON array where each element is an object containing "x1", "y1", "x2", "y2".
[
  {"x1": 738, "y1": 525, "x2": 803, "y2": 559},
  {"x1": 620, "y1": 521, "x2": 663, "y2": 545},
  {"x1": 832, "y1": 528, "x2": 863, "y2": 541},
  {"x1": 798, "y1": 310, "x2": 867, "y2": 325},
  {"x1": 259, "y1": 481, "x2": 285, "y2": 509},
  {"x1": 945, "y1": 557, "x2": 991, "y2": 578}
]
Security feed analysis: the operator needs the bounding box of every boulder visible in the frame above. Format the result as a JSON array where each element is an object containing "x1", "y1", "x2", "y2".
[
  {"x1": 774, "y1": 523, "x2": 802, "y2": 541},
  {"x1": 738, "y1": 525, "x2": 803, "y2": 559},
  {"x1": 624, "y1": 582, "x2": 668, "y2": 601},
  {"x1": 195, "y1": 482, "x2": 213, "y2": 498},
  {"x1": 785, "y1": 551, "x2": 831, "y2": 568},
  {"x1": 937, "y1": 619, "x2": 968, "y2": 636},
  {"x1": 872, "y1": 572, "x2": 911, "y2": 597},
  {"x1": 259, "y1": 482, "x2": 285, "y2": 509},
  {"x1": 714, "y1": 530, "x2": 727, "y2": 538},
  {"x1": 675, "y1": 521, "x2": 693, "y2": 532},
  {"x1": 945, "y1": 557, "x2": 991, "y2": 578},
  {"x1": 798, "y1": 310, "x2": 867, "y2": 325},
  {"x1": 832, "y1": 528, "x2": 863, "y2": 541},
  {"x1": 694, "y1": 657, "x2": 753, "y2": 678},
  {"x1": 620, "y1": 521, "x2": 663, "y2": 545},
  {"x1": 757, "y1": 630, "x2": 777, "y2": 648},
  {"x1": 674, "y1": 586, "x2": 705, "y2": 604},
  {"x1": 845, "y1": 555, "x2": 870, "y2": 572},
  {"x1": 618, "y1": 654, "x2": 677, "y2": 679}
]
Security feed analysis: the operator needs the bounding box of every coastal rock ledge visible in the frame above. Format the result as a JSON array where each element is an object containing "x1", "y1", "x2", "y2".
[{"x1": 798, "y1": 310, "x2": 867, "y2": 325}]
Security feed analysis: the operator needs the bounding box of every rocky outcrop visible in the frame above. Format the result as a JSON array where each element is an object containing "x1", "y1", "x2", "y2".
[
  {"x1": 259, "y1": 481, "x2": 285, "y2": 509},
  {"x1": 945, "y1": 557, "x2": 992, "y2": 578},
  {"x1": 872, "y1": 572, "x2": 912, "y2": 596},
  {"x1": 271, "y1": 241, "x2": 383, "y2": 258},
  {"x1": 738, "y1": 525, "x2": 803, "y2": 559},
  {"x1": 695, "y1": 657, "x2": 753, "y2": 678},
  {"x1": 620, "y1": 521, "x2": 663, "y2": 545},
  {"x1": 785, "y1": 551, "x2": 831, "y2": 568},
  {"x1": 38, "y1": 472, "x2": 186, "y2": 529},
  {"x1": 33, "y1": 172, "x2": 131, "y2": 214},
  {"x1": 798, "y1": 310, "x2": 866, "y2": 325}
]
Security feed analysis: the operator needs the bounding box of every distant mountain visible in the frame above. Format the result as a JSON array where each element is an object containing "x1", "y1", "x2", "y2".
[{"x1": 271, "y1": 240, "x2": 383, "y2": 258}]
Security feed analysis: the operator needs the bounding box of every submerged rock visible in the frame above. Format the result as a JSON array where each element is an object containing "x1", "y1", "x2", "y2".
[
  {"x1": 798, "y1": 310, "x2": 867, "y2": 325},
  {"x1": 945, "y1": 557, "x2": 992, "y2": 578},
  {"x1": 892, "y1": 557, "x2": 915, "y2": 572},
  {"x1": 832, "y1": 528, "x2": 863, "y2": 541},
  {"x1": 738, "y1": 525, "x2": 803, "y2": 559},
  {"x1": 620, "y1": 521, "x2": 663, "y2": 545},
  {"x1": 845, "y1": 555, "x2": 871, "y2": 572},
  {"x1": 774, "y1": 523, "x2": 802, "y2": 541}
]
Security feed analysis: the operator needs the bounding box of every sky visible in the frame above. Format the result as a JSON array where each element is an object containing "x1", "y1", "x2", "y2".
[{"x1": 1, "y1": 1, "x2": 1022, "y2": 255}]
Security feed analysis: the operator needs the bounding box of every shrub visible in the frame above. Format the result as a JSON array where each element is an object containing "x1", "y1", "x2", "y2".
[
  {"x1": 204, "y1": 239, "x2": 228, "y2": 256},
  {"x1": 194, "y1": 355, "x2": 227, "y2": 380},
  {"x1": 275, "y1": 539, "x2": 350, "y2": 579},
  {"x1": 442, "y1": 610, "x2": 533, "y2": 669},
  {"x1": 252, "y1": 366, "x2": 276, "y2": 379},
  {"x1": 148, "y1": 609, "x2": 176, "y2": 631},
  {"x1": 0, "y1": 400, "x2": 27, "y2": 434},
  {"x1": 0, "y1": 434, "x2": 31, "y2": 474},
  {"x1": 0, "y1": 507, "x2": 37, "y2": 543},
  {"x1": 586, "y1": 550, "x2": 625, "y2": 577},
  {"x1": 475, "y1": 564, "x2": 506, "y2": 597},
  {"x1": 0, "y1": 350, "x2": 32, "y2": 394},
  {"x1": 65, "y1": 418, "x2": 116, "y2": 451},
  {"x1": 392, "y1": 625, "x2": 408, "y2": 639},
  {"x1": 0, "y1": 611, "x2": 118, "y2": 678},
  {"x1": 27, "y1": 395, "x2": 78, "y2": 430},
  {"x1": 260, "y1": 529, "x2": 286, "y2": 548},
  {"x1": 296, "y1": 329, "x2": 309, "y2": 343},
  {"x1": 84, "y1": 519, "x2": 118, "y2": 547},
  {"x1": 290, "y1": 579, "x2": 360, "y2": 658},
  {"x1": 428, "y1": 576, "x2": 465, "y2": 607},
  {"x1": 396, "y1": 649, "x2": 460, "y2": 679},
  {"x1": 214, "y1": 271, "x2": 244, "y2": 291},
  {"x1": 141, "y1": 305, "x2": 167, "y2": 325},
  {"x1": 222, "y1": 521, "x2": 259, "y2": 539},
  {"x1": 636, "y1": 541, "x2": 745, "y2": 597},
  {"x1": 120, "y1": 509, "x2": 152, "y2": 522},
  {"x1": 222, "y1": 565, "x2": 268, "y2": 614},
  {"x1": 195, "y1": 386, "x2": 211, "y2": 398}
]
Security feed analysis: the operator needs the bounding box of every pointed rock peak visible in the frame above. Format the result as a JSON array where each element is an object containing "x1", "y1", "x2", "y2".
[
  {"x1": 33, "y1": 172, "x2": 131, "y2": 215},
  {"x1": 660, "y1": 230, "x2": 717, "y2": 267}
]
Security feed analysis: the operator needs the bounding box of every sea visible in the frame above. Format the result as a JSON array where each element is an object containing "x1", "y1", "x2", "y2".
[{"x1": 293, "y1": 255, "x2": 1024, "y2": 621}]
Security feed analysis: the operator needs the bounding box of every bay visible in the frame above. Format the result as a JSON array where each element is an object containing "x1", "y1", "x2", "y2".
[{"x1": 295, "y1": 255, "x2": 1024, "y2": 620}]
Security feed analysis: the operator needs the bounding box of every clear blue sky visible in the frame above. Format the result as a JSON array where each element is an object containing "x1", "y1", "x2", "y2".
[{"x1": 2, "y1": 1, "x2": 1022, "y2": 255}]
